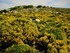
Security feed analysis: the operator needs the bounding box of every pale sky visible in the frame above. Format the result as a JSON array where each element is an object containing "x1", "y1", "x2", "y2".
[{"x1": 0, "y1": 0, "x2": 70, "y2": 10}]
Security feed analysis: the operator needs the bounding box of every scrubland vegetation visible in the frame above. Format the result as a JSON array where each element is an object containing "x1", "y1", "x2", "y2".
[{"x1": 0, "y1": 5, "x2": 70, "y2": 53}]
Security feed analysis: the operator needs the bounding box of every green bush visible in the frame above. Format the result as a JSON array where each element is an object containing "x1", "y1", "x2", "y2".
[{"x1": 5, "y1": 44, "x2": 40, "y2": 53}]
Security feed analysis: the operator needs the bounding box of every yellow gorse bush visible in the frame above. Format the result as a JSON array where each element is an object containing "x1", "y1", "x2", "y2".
[{"x1": 0, "y1": 5, "x2": 70, "y2": 53}]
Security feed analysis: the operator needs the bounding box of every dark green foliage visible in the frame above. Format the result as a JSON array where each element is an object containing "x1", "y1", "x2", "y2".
[
  {"x1": 36, "y1": 5, "x2": 42, "y2": 8},
  {"x1": 23, "y1": 5, "x2": 34, "y2": 8}
]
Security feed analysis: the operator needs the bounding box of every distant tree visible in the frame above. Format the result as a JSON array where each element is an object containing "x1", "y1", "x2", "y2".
[
  {"x1": 23, "y1": 5, "x2": 33, "y2": 8},
  {"x1": 42, "y1": 6, "x2": 46, "y2": 8},
  {"x1": 36, "y1": 5, "x2": 42, "y2": 8},
  {"x1": 9, "y1": 6, "x2": 20, "y2": 10},
  {"x1": 0, "y1": 9, "x2": 8, "y2": 13},
  {"x1": 27, "y1": 5, "x2": 34, "y2": 8}
]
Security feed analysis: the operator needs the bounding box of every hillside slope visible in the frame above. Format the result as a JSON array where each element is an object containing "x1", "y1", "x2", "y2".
[{"x1": 0, "y1": 5, "x2": 70, "y2": 53}]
